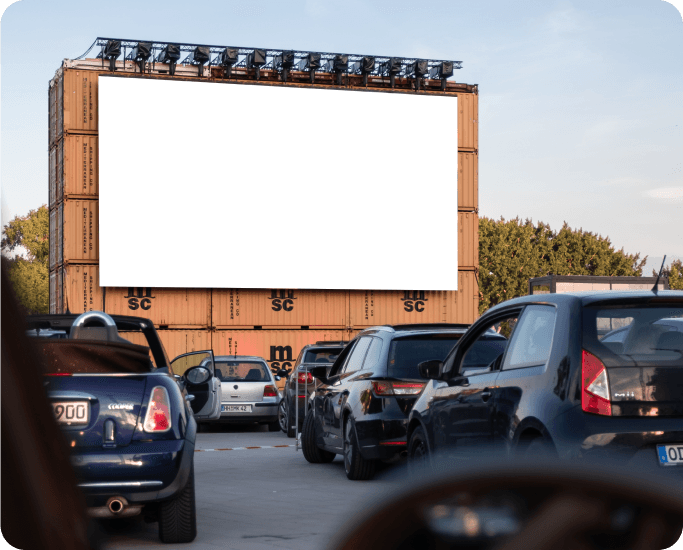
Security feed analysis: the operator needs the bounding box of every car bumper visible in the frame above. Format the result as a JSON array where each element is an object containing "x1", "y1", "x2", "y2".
[
  {"x1": 71, "y1": 438, "x2": 194, "y2": 507},
  {"x1": 206, "y1": 402, "x2": 278, "y2": 423}
]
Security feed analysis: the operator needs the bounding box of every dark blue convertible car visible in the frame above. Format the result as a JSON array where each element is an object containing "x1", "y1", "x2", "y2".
[{"x1": 27, "y1": 310, "x2": 220, "y2": 544}]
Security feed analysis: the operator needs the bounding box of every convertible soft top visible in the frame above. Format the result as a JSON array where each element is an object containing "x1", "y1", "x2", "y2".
[{"x1": 35, "y1": 339, "x2": 154, "y2": 375}]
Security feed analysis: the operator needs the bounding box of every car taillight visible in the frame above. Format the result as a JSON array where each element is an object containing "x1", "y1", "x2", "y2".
[
  {"x1": 263, "y1": 385, "x2": 278, "y2": 398},
  {"x1": 44, "y1": 373, "x2": 72, "y2": 376},
  {"x1": 297, "y1": 372, "x2": 313, "y2": 385},
  {"x1": 581, "y1": 350, "x2": 612, "y2": 416},
  {"x1": 371, "y1": 381, "x2": 426, "y2": 397},
  {"x1": 143, "y1": 386, "x2": 172, "y2": 432}
]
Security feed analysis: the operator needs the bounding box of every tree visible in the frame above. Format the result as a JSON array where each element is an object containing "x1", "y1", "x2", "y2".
[
  {"x1": 478, "y1": 217, "x2": 646, "y2": 313},
  {"x1": 652, "y1": 259, "x2": 683, "y2": 290},
  {"x1": 2, "y1": 205, "x2": 50, "y2": 314}
]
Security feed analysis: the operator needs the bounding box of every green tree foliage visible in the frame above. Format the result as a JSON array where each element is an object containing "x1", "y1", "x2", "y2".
[
  {"x1": 652, "y1": 259, "x2": 683, "y2": 290},
  {"x1": 2, "y1": 205, "x2": 50, "y2": 314},
  {"x1": 478, "y1": 217, "x2": 646, "y2": 313}
]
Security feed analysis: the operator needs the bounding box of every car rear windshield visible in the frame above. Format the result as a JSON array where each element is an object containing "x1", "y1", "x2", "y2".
[
  {"x1": 388, "y1": 335, "x2": 461, "y2": 379},
  {"x1": 215, "y1": 361, "x2": 270, "y2": 382},
  {"x1": 583, "y1": 305, "x2": 683, "y2": 367},
  {"x1": 303, "y1": 348, "x2": 342, "y2": 365}
]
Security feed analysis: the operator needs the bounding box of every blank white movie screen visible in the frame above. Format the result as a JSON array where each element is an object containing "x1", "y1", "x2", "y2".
[{"x1": 99, "y1": 76, "x2": 458, "y2": 290}]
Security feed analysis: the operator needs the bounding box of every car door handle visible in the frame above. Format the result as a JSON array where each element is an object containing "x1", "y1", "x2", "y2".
[
  {"x1": 481, "y1": 390, "x2": 492, "y2": 401},
  {"x1": 185, "y1": 394, "x2": 195, "y2": 402}
]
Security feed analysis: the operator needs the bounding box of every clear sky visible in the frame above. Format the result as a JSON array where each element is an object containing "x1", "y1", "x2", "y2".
[{"x1": 1, "y1": 0, "x2": 681, "y2": 274}]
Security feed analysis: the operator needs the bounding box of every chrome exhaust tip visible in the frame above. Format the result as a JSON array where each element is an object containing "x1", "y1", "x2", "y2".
[{"x1": 107, "y1": 497, "x2": 127, "y2": 514}]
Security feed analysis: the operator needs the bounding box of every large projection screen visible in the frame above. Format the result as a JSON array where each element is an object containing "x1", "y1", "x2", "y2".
[{"x1": 99, "y1": 76, "x2": 458, "y2": 290}]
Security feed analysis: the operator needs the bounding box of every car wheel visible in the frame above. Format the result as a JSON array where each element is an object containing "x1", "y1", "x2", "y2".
[
  {"x1": 301, "y1": 410, "x2": 335, "y2": 464},
  {"x1": 158, "y1": 462, "x2": 197, "y2": 544},
  {"x1": 285, "y1": 399, "x2": 296, "y2": 438},
  {"x1": 343, "y1": 417, "x2": 376, "y2": 481},
  {"x1": 407, "y1": 426, "x2": 430, "y2": 477},
  {"x1": 278, "y1": 399, "x2": 288, "y2": 433}
]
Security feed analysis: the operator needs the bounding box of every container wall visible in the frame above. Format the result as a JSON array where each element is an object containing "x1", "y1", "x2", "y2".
[
  {"x1": 61, "y1": 69, "x2": 98, "y2": 136},
  {"x1": 348, "y1": 290, "x2": 451, "y2": 327},
  {"x1": 458, "y1": 212, "x2": 479, "y2": 269},
  {"x1": 48, "y1": 80, "x2": 56, "y2": 147},
  {"x1": 444, "y1": 270, "x2": 479, "y2": 325},
  {"x1": 62, "y1": 264, "x2": 103, "y2": 313},
  {"x1": 62, "y1": 135, "x2": 98, "y2": 197},
  {"x1": 49, "y1": 147, "x2": 57, "y2": 208},
  {"x1": 49, "y1": 208, "x2": 59, "y2": 271},
  {"x1": 62, "y1": 199, "x2": 98, "y2": 264},
  {"x1": 212, "y1": 289, "x2": 347, "y2": 328},
  {"x1": 49, "y1": 270, "x2": 62, "y2": 314},
  {"x1": 458, "y1": 92, "x2": 478, "y2": 151},
  {"x1": 104, "y1": 287, "x2": 211, "y2": 328},
  {"x1": 458, "y1": 152, "x2": 478, "y2": 211},
  {"x1": 213, "y1": 329, "x2": 347, "y2": 388}
]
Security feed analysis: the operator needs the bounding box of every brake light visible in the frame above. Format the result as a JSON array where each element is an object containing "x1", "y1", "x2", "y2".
[
  {"x1": 44, "y1": 373, "x2": 72, "y2": 376},
  {"x1": 371, "y1": 381, "x2": 426, "y2": 396},
  {"x1": 263, "y1": 385, "x2": 278, "y2": 398},
  {"x1": 143, "y1": 386, "x2": 172, "y2": 432},
  {"x1": 581, "y1": 350, "x2": 612, "y2": 416},
  {"x1": 297, "y1": 372, "x2": 314, "y2": 385}
]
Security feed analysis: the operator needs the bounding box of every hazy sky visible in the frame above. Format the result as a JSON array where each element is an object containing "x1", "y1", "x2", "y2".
[{"x1": 1, "y1": 0, "x2": 681, "y2": 274}]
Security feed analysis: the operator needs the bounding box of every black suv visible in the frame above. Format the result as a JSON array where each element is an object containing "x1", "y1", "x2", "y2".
[
  {"x1": 302, "y1": 324, "x2": 468, "y2": 480},
  {"x1": 407, "y1": 290, "x2": 683, "y2": 474},
  {"x1": 278, "y1": 341, "x2": 345, "y2": 438}
]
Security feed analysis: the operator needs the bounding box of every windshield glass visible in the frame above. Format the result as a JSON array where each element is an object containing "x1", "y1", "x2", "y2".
[
  {"x1": 388, "y1": 336, "x2": 461, "y2": 379},
  {"x1": 303, "y1": 348, "x2": 342, "y2": 365},
  {"x1": 584, "y1": 305, "x2": 683, "y2": 367},
  {"x1": 214, "y1": 361, "x2": 270, "y2": 382}
]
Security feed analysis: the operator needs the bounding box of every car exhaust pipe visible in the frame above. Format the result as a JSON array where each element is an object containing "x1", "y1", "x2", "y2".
[
  {"x1": 87, "y1": 497, "x2": 143, "y2": 518},
  {"x1": 108, "y1": 497, "x2": 125, "y2": 514}
]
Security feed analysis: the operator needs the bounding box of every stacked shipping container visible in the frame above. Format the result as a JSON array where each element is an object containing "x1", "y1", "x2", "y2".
[{"x1": 49, "y1": 59, "x2": 479, "y2": 389}]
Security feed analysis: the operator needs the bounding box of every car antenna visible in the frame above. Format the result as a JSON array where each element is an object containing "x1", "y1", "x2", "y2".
[{"x1": 653, "y1": 255, "x2": 667, "y2": 293}]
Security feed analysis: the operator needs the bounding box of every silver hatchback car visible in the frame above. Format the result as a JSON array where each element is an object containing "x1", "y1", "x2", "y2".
[{"x1": 201, "y1": 355, "x2": 282, "y2": 431}]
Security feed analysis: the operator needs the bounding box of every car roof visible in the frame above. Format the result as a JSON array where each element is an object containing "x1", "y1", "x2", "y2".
[{"x1": 358, "y1": 324, "x2": 469, "y2": 338}]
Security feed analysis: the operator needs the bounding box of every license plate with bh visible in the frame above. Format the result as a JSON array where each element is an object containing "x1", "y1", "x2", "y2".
[
  {"x1": 222, "y1": 405, "x2": 252, "y2": 413},
  {"x1": 52, "y1": 401, "x2": 89, "y2": 425},
  {"x1": 657, "y1": 444, "x2": 683, "y2": 466}
]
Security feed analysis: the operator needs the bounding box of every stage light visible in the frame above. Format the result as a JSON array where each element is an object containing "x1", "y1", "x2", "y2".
[
  {"x1": 429, "y1": 61, "x2": 454, "y2": 90},
  {"x1": 273, "y1": 50, "x2": 295, "y2": 83},
  {"x1": 99, "y1": 40, "x2": 121, "y2": 72},
  {"x1": 131, "y1": 42, "x2": 152, "y2": 73},
  {"x1": 324, "y1": 54, "x2": 348, "y2": 85},
  {"x1": 298, "y1": 52, "x2": 321, "y2": 83},
  {"x1": 406, "y1": 59, "x2": 428, "y2": 90},
  {"x1": 380, "y1": 57, "x2": 403, "y2": 88},
  {"x1": 219, "y1": 47, "x2": 239, "y2": 78},
  {"x1": 247, "y1": 49, "x2": 267, "y2": 80},
  {"x1": 157, "y1": 44, "x2": 181, "y2": 75},
  {"x1": 351, "y1": 56, "x2": 375, "y2": 87},
  {"x1": 187, "y1": 46, "x2": 210, "y2": 77}
]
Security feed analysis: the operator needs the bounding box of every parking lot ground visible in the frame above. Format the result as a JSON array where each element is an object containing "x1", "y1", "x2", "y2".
[{"x1": 99, "y1": 424, "x2": 407, "y2": 550}]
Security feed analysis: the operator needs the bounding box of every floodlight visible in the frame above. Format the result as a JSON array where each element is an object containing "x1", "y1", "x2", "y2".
[
  {"x1": 219, "y1": 47, "x2": 239, "y2": 78},
  {"x1": 157, "y1": 44, "x2": 181, "y2": 75},
  {"x1": 406, "y1": 59, "x2": 428, "y2": 90},
  {"x1": 188, "y1": 46, "x2": 211, "y2": 76},
  {"x1": 273, "y1": 50, "x2": 295, "y2": 82},
  {"x1": 247, "y1": 49, "x2": 267, "y2": 80},
  {"x1": 324, "y1": 54, "x2": 348, "y2": 85},
  {"x1": 298, "y1": 52, "x2": 321, "y2": 83},
  {"x1": 429, "y1": 61, "x2": 454, "y2": 90},
  {"x1": 380, "y1": 57, "x2": 403, "y2": 88},
  {"x1": 99, "y1": 40, "x2": 121, "y2": 72},
  {"x1": 131, "y1": 41, "x2": 152, "y2": 73},
  {"x1": 351, "y1": 56, "x2": 375, "y2": 87}
]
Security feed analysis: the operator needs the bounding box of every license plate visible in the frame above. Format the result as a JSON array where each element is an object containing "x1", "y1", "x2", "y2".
[
  {"x1": 657, "y1": 444, "x2": 683, "y2": 466},
  {"x1": 52, "y1": 401, "x2": 89, "y2": 425},
  {"x1": 221, "y1": 405, "x2": 252, "y2": 413}
]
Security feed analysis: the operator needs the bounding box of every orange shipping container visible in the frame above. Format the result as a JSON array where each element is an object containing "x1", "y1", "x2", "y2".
[
  {"x1": 62, "y1": 264, "x2": 103, "y2": 313},
  {"x1": 213, "y1": 329, "x2": 348, "y2": 389},
  {"x1": 444, "y1": 270, "x2": 479, "y2": 325},
  {"x1": 49, "y1": 269, "x2": 62, "y2": 314},
  {"x1": 49, "y1": 145, "x2": 63, "y2": 209},
  {"x1": 458, "y1": 152, "x2": 478, "y2": 211},
  {"x1": 53, "y1": 68, "x2": 99, "y2": 139},
  {"x1": 212, "y1": 289, "x2": 347, "y2": 328},
  {"x1": 459, "y1": 212, "x2": 479, "y2": 269},
  {"x1": 457, "y1": 92, "x2": 478, "y2": 151},
  {"x1": 49, "y1": 207, "x2": 62, "y2": 271},
  {"x1": 61, "y1": 199, "x2": 98, "y2": 264},
  {"x1": 60, "y1": 135, "x2": 99, "y2": 198}
]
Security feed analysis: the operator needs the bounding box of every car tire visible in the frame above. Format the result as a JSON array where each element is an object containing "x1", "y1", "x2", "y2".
[
  {"x1": 285, "y1": 399, "x2": 297, "y2": 439},
  {"x1": 278, "y1": 399, "x2": 288, "y2": 433},
  {"x1": 407, "y1": 426, "x2": 430, "y2": 477},
  {"x1": 301, "y1": 410, "x2": 335, "y2": 464},
  {"x1": 158, "y1": 462, "x2": 197, "y2": 544},
  {"x1": 343, "y1": 417, "x2": 376, "y2": 481}
]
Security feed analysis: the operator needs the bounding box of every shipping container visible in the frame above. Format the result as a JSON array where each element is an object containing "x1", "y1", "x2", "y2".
[
  {"x1": 213, "y1": 329, "x2": 348, "y2": 389},
  {"x1": 444, "y1": 270, "x2": 479, "y2": 325},
  {"x1": 458, "y1": 212, "x2": 479, "y2": 269},
  {"x1": 458, "y1": 152, "x2": 478, "y2": 211},
  {"x1": 212, "y1": 289, "x2": 347, "y2": 329},
  {"x1": 60, "y1": 135, "x2": 99, "y2": 198},
  {"x1": 49, "y1": 146, "x2": 58, "y2": 209},
  {"x1": 458, "y1": 92, "x2": 478, "y2": 152},
  {"x1": 60, "y1": 199, "x2": 98, "y2": 264},
  {"x1": 49, "y1": 269, "x2": 62, "y2": 314},
  {"x1": 62, "y1": 264, "x2": 103, "y2": 313},
  {"x1": 121, "y1": 329, "x2": 213, "y2": 364},
  {"x1": 49, "y1": 208, "x2": 60, "y2": 271},
  {"x1": 51, "y1": 68, "x2": 99, "y2": 140}
]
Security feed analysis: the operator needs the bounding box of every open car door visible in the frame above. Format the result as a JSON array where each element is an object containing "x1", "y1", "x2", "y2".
[{"x1": 171, "y1": 350, "x2": 222, "y2": 420}]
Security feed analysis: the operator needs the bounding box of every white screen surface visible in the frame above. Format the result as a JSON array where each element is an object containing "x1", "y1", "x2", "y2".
[{"x1": 99, "y1": 76, "x2": 458, "y2": 290}]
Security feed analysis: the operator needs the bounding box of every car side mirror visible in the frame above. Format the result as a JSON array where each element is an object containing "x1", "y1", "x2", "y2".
[
  {"x1": 277, "y1": 369, "x2": 289, "y2": 378},
  {"x1": 309, "y1": 365, "x2": 330, "y2": 385},
  {"x1": 447, "y1": 376, "x2": 470, "y2": 388},
  {"x1": 275, "y1": 375, "x2": 281, "y2": 381},
  {"x1": 418, "y1": 360, "x2": 443, "y2": 380},
  {"x1": 185, "y1": 366, "x2": 211, "y2": 385}
]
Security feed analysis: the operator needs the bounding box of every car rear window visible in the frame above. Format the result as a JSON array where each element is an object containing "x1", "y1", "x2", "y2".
[
  {"x1": 215, "y1": 361, "x2": 270, "y2": 382},
  {"x1": 388, "y1": 335, "x2": 461, "y2": 379},
  {"x1": 303, "y1": 348, "x2": 342, "y2": 364},
  {"x1": 583, "y1": 306, "x2": 683, "y2": 367}
]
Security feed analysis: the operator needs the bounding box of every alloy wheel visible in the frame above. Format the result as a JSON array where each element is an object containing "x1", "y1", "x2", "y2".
[
  {"x1": 343, "y1": 421, "x2": 353, "y2": 473},
  {"x1": 278, "y1": 400, "x2": 288, "y2": 432}
]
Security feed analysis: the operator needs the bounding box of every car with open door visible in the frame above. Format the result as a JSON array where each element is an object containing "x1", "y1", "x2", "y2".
[{"x1": 26, "y1": 311, "x2": 222, "y2": 543}]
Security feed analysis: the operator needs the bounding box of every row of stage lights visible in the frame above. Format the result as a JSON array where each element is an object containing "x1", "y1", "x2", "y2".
[{"x1": 93, "y1": 39, "x2": 461, "y2": 90}]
